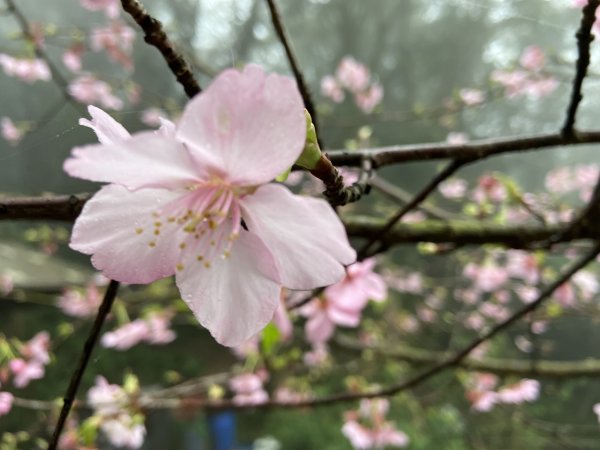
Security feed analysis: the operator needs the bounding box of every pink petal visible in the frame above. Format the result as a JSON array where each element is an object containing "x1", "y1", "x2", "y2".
[
  {"x1": 241, "y1": 184, "x2": 356, "y2": 289},
  {"x1": 70, "y1": 185, "x2": 184, "y2": 283},
  {"x1": 305, "y1": 311, "x2": 335, "y2": 344},
  {"x1": 79, "y1": 105, "x2": 129, "y2": 144},
  {"x1": 176, "y1": 65, "x2": 306, "y2": 185},
  {"x1": 64, "y1": 132, "x2": 201, "y2": 190},
  {"x1": 327, "y1": 303, "x2": 362, "y2": 327},
  {"x1": 176, "y1": 228, "x2": 282, "y2": 347}
]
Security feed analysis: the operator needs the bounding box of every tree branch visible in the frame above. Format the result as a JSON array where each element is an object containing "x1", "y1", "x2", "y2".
[
  {"x1": 264, "y1": 0, "x2": 319, "y2": 136},
  {"x1": 326, "y1": 130, "x2": 600, "y2": 168},
  {"x1": 562, "y1": 0, "x2": 599, "y2": 136},
  {"x1": 120, "y1": 0, "x2": 201, "y2": 98},
  {"x1": 47, "y1": 280, "x2": 120, "y2": 450}
]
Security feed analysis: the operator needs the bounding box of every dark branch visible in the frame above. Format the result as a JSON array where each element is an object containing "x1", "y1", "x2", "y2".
[
  {"x1": 0, "y1": 193, "x2": 91, "y2": 221},
  {"x1": 562, "y1": 0, "x2": 599, "y2": 136},
  {"x1": 120, "y1": 0, "x2": 201, "y2": 98},
  {"x1": 47, "y1": 280, "x2": 120, "y2": 450},
  {"x1": 326, "y1": 130, "x2": 600, "y2": 168},
  {"x1": 264, "y1": 0, "x2": 319, "y2": 137}
]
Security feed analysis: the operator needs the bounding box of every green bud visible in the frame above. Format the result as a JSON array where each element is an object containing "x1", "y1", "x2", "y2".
[{"x1": 295, "y1": 109, "x2": 322, "y2": 170}]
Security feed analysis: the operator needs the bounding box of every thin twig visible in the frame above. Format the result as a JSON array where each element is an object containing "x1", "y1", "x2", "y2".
[
  {"x1": 562, "y1": 0, "x2": 599, "y2": 136},
  {"x1": 120, "y1": 0, "x2": 201, "y2": 98},
  {"x1": 47, "y1": 280, "x2": 120, "y2": 450},
  {"x1": 358, "y1": 159, "x2": 468, "y2": 259},
  {"x1": 369, "y1": 175, "x2": 454, "y2": 220},
  {"x1": 264, "y1": 0, "x2": 319, "y2": 137}
]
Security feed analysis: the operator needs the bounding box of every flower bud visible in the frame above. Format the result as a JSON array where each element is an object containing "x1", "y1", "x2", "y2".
[{"x1": 295, "y1": 109, "x2": 322, "y2": 170}]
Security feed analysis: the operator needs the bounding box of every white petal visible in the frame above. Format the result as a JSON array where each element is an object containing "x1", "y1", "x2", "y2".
[
  {"x1": 176, "y1": 65, "x2": 306, "y2": 185},
  {"x1": 176, "y1": 227, "x2": 282, "y2": 347},
  {"x1": 70, "y1": 185, "x2": 185, "y2": 283},
  {"x1": 64, "y1": 132, "x2": 202, "y2": 190},
  {"x1": 240, "y1": 184, "x2": 356, "y2": 289}
]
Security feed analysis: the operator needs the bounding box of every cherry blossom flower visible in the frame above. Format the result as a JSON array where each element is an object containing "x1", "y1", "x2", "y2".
[
  {"x1": 229, "y1": 372, "x2": 268, "y2": 405},
  {"x1": 519, "y1": 45, "x2": 545, "y2": 72},
  {"x1": 545, "y1": 167, "x2": 574, "y2": 194},
  {"x1": 325, "y1": 258, "x2": 387, "y2": 308},
  {"x1": 446, "y1": 131, "x2": 469, "y2": 145},
  {"x1": 64, "y1": 65, "x2": 355, "y2": 346},
  {"x1": 80, "y1": 0, "x2": 121, "y2": 18},
  {"x1": 101, "y1": 416, "x2": 146, "y2": 449},
  {"x1": 463, "y1": 262, "x2": 509, "y2": 292},
  {"x1": 88, "y1": 377, "x2": 145, "y2": 449},
  {"x1": 140, "y1": 107, "x2": 168, "y2": 127},
  {"x1": 301, "y1": 259, "x2": 384, "y2": 343},
  {"x1": 469, "y1": 390, "x2": 498, "y2": 412},
  {"x1": 497, "y1": 379, "x2": 540, "y2": 404},
  {"x1": 57, "y1": 283, "x2": 102, "y2": 317},
  {"x1": 342, "y1": 399, "x2": 409, "y2": 449},
  {"x1": 439, "y1": 178, "x2": 467, "y2": 199},
  {"x1": 68, "y1": 74, "x2": 123, "y2": 110},
  {"x1": 90, "y1": 20, "x2": 136, "y2": 71},
  {"x1": 320, "y1": 75, "x2": 345, "y2": 102},
  {"x1": 1, "y1": 117, "x2": 23, "y2": 145},
  {"x1": 355, "y1": 83, "x2": 383, "y2": 113},
  {"x1": 9, "y1": 358, "x2": 44, "y2": 388},
  {"x1": 472, "y1": 174, "x2": 507, "y2": 204},
  {"x1": 336, "y1": 56, "x2": 370, "y2": 93},
  {"x1": 459, "y1": 88, "x2": 485, "y2": 106},
  {"x1": 0, "y1": 391, "x2": 13, "y2": 416},
  {"x1": 554, "y1": 282, "x2": 576, "y2": 307},
  {"x1": 303, "y1": 343, "x2": 329, "y2": 366},
  {"x1": 101, "y1": 312, "x2": 175, "y2": 350},
  {"x1": 62, "y1": 44, "x2": 85, "y2": 73},
  {"x1": 506, "y1": 250, "x2": 539, "y2": 285},
  {"x1": 0, "y1": 54, "x2": 51, "y2": 83}
]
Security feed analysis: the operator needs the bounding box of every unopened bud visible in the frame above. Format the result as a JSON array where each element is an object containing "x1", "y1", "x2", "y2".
[{"x1": 295, "y1": 109, "x2": 322, "y2": 170}]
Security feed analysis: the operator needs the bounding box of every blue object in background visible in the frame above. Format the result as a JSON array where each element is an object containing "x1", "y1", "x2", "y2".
[{"x1": 207, "y1": 410, "x2": 237, "y2": 450}]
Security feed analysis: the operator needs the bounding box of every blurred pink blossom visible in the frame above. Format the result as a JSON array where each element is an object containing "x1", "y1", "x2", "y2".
[
  {"x1": 515, "y1": 285, "x2": 539, "y2": 304},
  {"x1": 572, "y1": 270, "x2": 599, "y2": 300},
  {"x1": 506, "y1": 250, "x2": 539, "y2": 285},
  {"x1": 0, "y1": 273, "x2": 13, "y2": 295},
  {"x1": 0, "y1": 391, "x2": 13, "y2": 416},
  {"x1": 472, "y1": 174, "x2": 507, "y2": 204},
  {"x1": 303, "y1": 343, "x2": 329, "y2": 366},
  {"x1": 469, "y1": 390, "x2": 498, "y2": 412},
  {"x1": 593, "y1": 403, "x2": 600, "y2": 422},
  {"x1": 87, "y1": 376, "x2": 145, "y2": 449},
  {"x1": 497, "y1": 379, "x2": 540, "y2": 404},
  {"x1": 446, "y1": 131, "x2": 469, "y2": 145},
  {"x1": 90, "y1": 20, "x2": 136, "y2": 71},
  {"x1": 464, "y1": 262, "x2": 509, "y2": 292},
  {"x1": 545, "y1": 167, "x2": 574, "y2": 194},
  {"x1": 101, "y1": 313, "x2": 176, "y2": 350},
  {"x1": 140, "y1": 107, "x2": 168, "y2": 127},
  {"x1": 439, "y1": 178, "x2": 467, "y2": 199},
  {"x1": 0, "y1": 54, "x2": 51, "y2": 83},
  {"x1": 62, "y1": 44, "x2": 85, "y2": 73},
  {"x1": 459, "y1": 88, "x2": 485, "y2": 106},
  {"x1": 229, "y1": 373, "x2": 268, "y2": 406},
  {"x1": 336, "y1": 56, "x2": 370, "y2": 93},
  {"x1": 342, "y1": 398, "x2": 409, "y2": 449},
  {"x1": 519, "y1": 45, "x2": 545, "y2": 71},
  {"x1": 80, "y1": 0, "x2": 121, "y2": 18},
  {"x1": 101, "y1": 417, "x2": 145, "y2": 449},
  {"x1": 355, "y1": 83, "x2": 383, "y2": 113},
  {"x1": 1, "y1": 117, "x2": 23, "y2": 145},
  {"x1": 554, "y1": 282, "x2": 576, "y2": 307},
  {"x1": 320, "y1": 75, "x2": 345, "y2": 102},
  {"x1": 9, "y1": 358, "x2": 44, "y2": 388},
  {"x1": 68, "y1": 74, "x2": 123, "y2": 110},
  {"x1": 574, "y1": 164, "x2": 599, "y2": 189},
  {"x1": 57, "y1": 283, "x2": 102, "y2": 318},
  {"x1": 325, "y1": 258, "x2": 387, "y2": 308}
]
